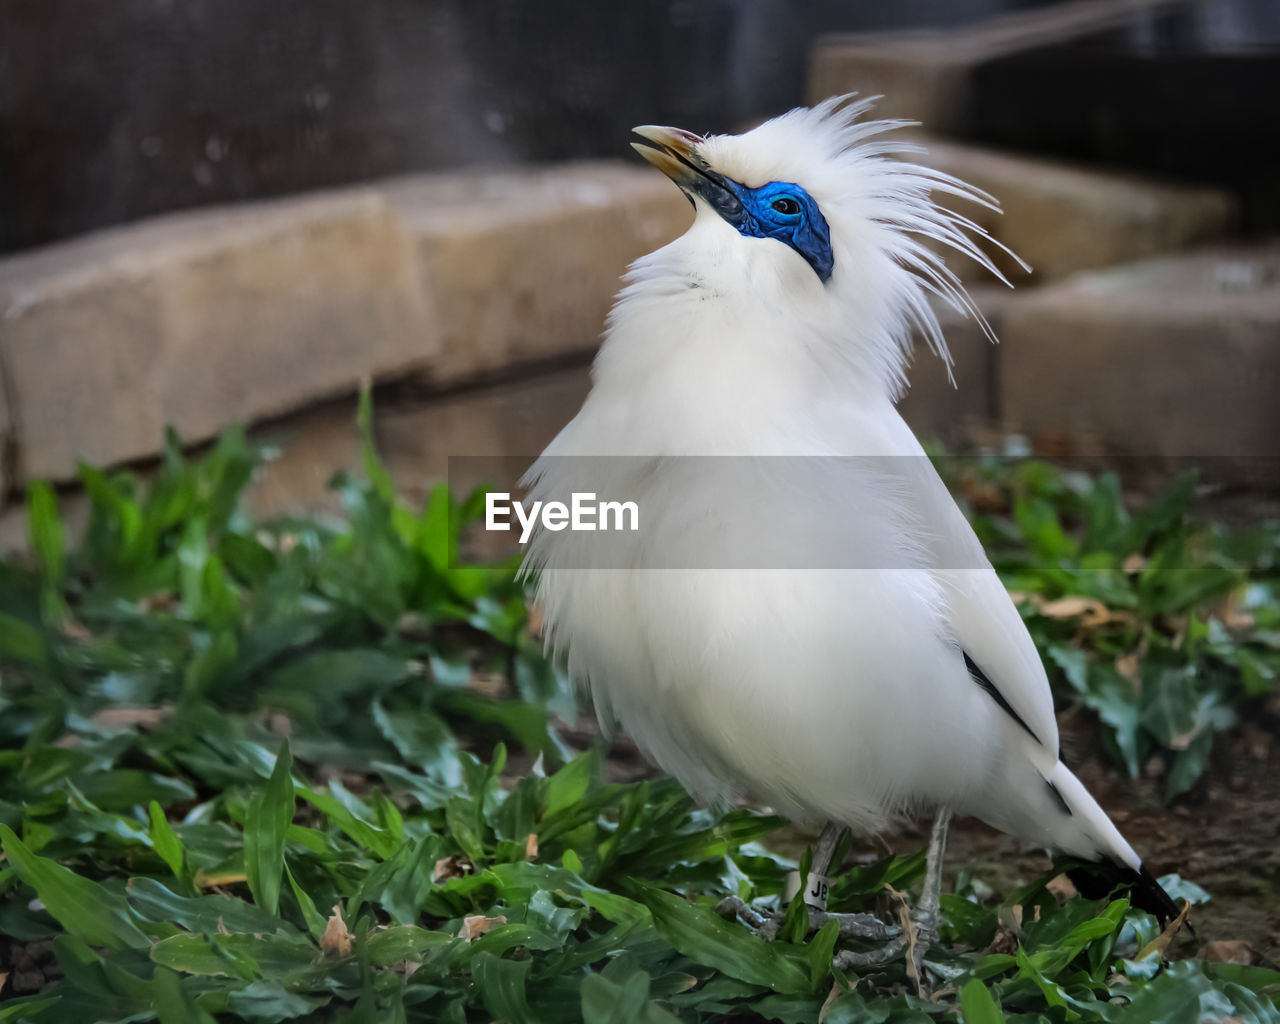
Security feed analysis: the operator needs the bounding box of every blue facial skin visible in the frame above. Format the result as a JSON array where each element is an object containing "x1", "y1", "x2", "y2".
[
  {"x1": 727, "y1": 180, "x2": 834, "y2": 284},
  {"x1": 686, "y1": 170, "x2": 834, "y2": 283}
]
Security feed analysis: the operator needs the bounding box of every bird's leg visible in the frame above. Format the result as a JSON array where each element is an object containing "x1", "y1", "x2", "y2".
[
  {"x1": 911, "y1": 807, "x2": 951, "y2": 945},
  {"x1": 833, "y1": 806, "x2": 951, "y2": 984},
  {"x1": 798, "y1": 822, "x2": 900, "y2": 942},
  {"x1": 718, "y1": 821, "x2": 900, "y2": 943}
]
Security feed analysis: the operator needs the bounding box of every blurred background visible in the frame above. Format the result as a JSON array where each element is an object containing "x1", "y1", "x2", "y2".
[
  {"x1": 5, "y1": 0, "x2": 1280, "y2": 252},
  {"x1": 2, "y1": 0, "x2": 1280, "y2": 990},
  {"x1": 0, "y1": 0, "x2": 1278, "y2": 528}
]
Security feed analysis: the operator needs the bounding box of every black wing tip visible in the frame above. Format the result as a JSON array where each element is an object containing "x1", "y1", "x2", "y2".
[
  {"x1": 1131, "y1": 864, "x2": 1186, "y2": 930},
  {"x1": 1065, "y1": 861, "x2": 1188, "y2": 931}
]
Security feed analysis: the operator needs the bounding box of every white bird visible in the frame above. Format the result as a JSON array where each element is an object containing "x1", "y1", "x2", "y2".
[{"x1": 520, "y1": 96, "x2": 1177, "y2": 969}]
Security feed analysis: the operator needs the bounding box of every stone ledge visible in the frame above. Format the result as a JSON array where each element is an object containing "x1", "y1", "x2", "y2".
[
  {"x1": 383, "y1": 165, "x2": 690, "y2": 385},
  {"x1": 0, "y1": 163, "x2": 690, "y2": 485},
  {"x1": 999, "y1": 244, "x2": 1280, "y2": 463},
  {"x1": 895, "y1": 285, "x2": 1013, "y2": 444},
  {"x1": 915, "y1": 139, "x2": 1234, "y2": 284},
  {"x1": 809, "y1": 0, "x2": 1190, "y2": 130},
  {"x1": 0, "y1": 189, "x2": 426, "y2": 483}
]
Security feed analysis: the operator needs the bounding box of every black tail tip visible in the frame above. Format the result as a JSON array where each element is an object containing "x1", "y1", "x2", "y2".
[{"x1": 1065, "y1": 862, "x2": 1188, "y2": 931}]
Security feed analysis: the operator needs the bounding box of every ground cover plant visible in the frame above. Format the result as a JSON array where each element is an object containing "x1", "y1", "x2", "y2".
[{"x1": 0, "y1": 405, "x2": 1277, "y2": 1022}]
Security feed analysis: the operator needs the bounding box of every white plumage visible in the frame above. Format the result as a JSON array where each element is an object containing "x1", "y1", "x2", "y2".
[{"x1": 522, "y1": 98, "x2": 1153, "y2": 900}]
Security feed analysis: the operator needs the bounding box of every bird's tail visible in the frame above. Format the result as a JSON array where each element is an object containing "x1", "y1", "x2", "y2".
[
  {"x1": 1065, "y1": 860, "x2": 1183, "y2": 927},
  {"x1": 975, "y1": 760, "x2": 1183, "y2": 927}
]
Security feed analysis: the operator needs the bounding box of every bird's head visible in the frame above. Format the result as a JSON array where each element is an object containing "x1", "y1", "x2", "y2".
[
  {"x1": 628, "y1": 97, "x2": 1022, "y2": 392},
  {"x1": 632, "y1": 124, "x2": 835, "y2": 284}
]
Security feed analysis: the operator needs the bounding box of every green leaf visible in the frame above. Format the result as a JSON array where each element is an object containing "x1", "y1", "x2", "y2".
[
  {"x1": 1166, "y1": 727, "x2": 1215, "y2": 800},
  {"x1": 285, "y1": 862, "x2": 328, "y2": 941},
  {"x1": 544, "y1": 750, "x2": 596, "y2": 817},
  {"x1": 582, "y1": 971, "x2": 681, "y2": 1024},
  {"x1": 26, "y1": 481, "x2": 65, "y2": 582},
  {"x1": 959, "y1": 977, "x2": 1005, "y2": 1023},
  {"x1": 153, "y1": 967, "x2": 219, "y2": 1024},
  {"x1": 263, "y1": 649, "x2": 413, "y2": 700},
  {"x1": 472, "y1": 951, "x2": 536, "y2": 1024},
  {"x1": 637, "y1": 885, "x2": 810, "y2": 995},
  {"x1": 244, "y1": 743, "x2": 295, "y2": 914},
  {"x1": 148, "y1": 800, "x2": 187, "y2": 881},
  {"x1": 1115, "y1": 960, "x2": 1212, "y2": 1024},
  {"x1": 128, "y1": 877, "x2": 298, "y2": 936},
  {"x1": 0, "y1": 825, "x2": 149, "y2": 950},
  {"x1": 151, "y1": 932, "x2": 253, "y2": 978},
  {"x1": 178, "y1": 515, "x2": 211, "y2": 618},
  {"x1": 226, "y1": 981, "x2": 332, "y2": 1021},
  {"x1": 296, "y1": 786, "x2": 400, "y2": 860},
  {"x1": 0, "y1": 610, "x2": 48, "y2": 667},
  {"x1": 357, "y1": 383, "x2": 398, "y2": 507},
  {"x1": 0, "y1": 998, "x2": 61, "y2": 1022},
  {"x1": 806, "y1": 918, "x2": 839, "y2": 992}
]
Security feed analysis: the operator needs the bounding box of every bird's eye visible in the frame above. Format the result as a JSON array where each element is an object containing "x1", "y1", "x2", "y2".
[{"x1": 771, "y1": 197, "x2": 801, "y2": 216}]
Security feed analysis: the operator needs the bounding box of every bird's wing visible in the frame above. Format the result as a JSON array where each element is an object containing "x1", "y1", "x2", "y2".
[
  {"x1": 935, "y1": 551, "x2": 1061, "y2": 762},
  {"x1": 872, "y1": 414, "x2": 1061, "y2": 763}
]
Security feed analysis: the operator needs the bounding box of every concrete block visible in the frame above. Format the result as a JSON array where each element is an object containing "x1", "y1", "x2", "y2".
[
  {"x1": 897, "y1": 286, "x2": 1010, "y2": 444},
  {"x1": 809, "y1": 42, "x2": 972, "y2": 133},
  {"x1": 916, "y1": 139, "x2": 1235, "y2": 284},
  {"x1": 1000, "y1": 245, "x2": 1280, "y2": 464},
  {"x1": 0, "y1": 163, "x2": 686, "y2": 484},
  {"x1": 240, "y1": 365, "x2": 591, "y2": 521},
  {"x1": 383, "y1": 163, "x2": 690, "y2": 385},
  {"x1": 0, "y1": 189, "x2": 427, "y2": 481},
  {"x1": 809, "y1": 0, "x2": 1188, "y2": 129},
  {"x1": 243, "y1": 402, "x2": 368, "y2": 521},
  {"x1": 377, "y1": 365, "x2": 592, "y2": 502}
]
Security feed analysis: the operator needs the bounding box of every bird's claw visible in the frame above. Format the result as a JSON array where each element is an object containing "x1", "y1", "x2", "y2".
[
  {"x1": 813, "y1": 908, "x2": 902, "y2": 943},
  {"x1": 715, "y1": 897, "x2": 902, "y2": 944},
  {"x1": 830, "y1": 906, "x2": 938, "y2": 994},
  {"x1": 715, "y1": 896, "x2": 774, "y2": 933}
]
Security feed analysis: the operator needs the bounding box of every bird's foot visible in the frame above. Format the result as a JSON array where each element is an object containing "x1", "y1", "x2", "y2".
[
  {"x1": 715, "y1": 896, "x2": 901, "y2": 944},
  {"x1": 715, "y1": 895, "x2": 775, "y2": 935},
  {"x1": 832, "y1": 895, "x2": 939, "y2": 996}
]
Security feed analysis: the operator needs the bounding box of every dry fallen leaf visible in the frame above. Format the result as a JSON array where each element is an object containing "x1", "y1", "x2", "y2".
[
  {"x1": 883, "y1": 884, "x2": 923, "y2": 996},
  {"x1": 1122, "y1": 553, "x2": 1147, "y2": 574},
  {"x1": 818, "y1": 975, "x2": 856, "y2": 1023},
  {"x1": 1046, "y1": 874, "x2": 1079, "y2": 901},
  {"x1": 459, "y1": 915, "x2": 507, "y2": 942},
  {"x1": 433, "y1": 856, "x2": 473, "y2": 883},
  {"x1": 528, "y1": 601, "x2": 545, "y2": 639},
  {"x1": 395, "y1": 611, "x2": 434, "y2": 641},
  {"x1": 138, "y1": 590, "x2": 178, "y2": 613},
  {"x1": 525, "y1": 833, "x2": 539, "y2": 859},
  {"x1": 322, "y1": 905, "x2": 353, "y2": 957},
  {"x1": 468, "y1": 673, "x2": 507, "y2": 698},
  {"x1": 1115, "y1": 652, "x2": 1141, "y2": 683},
  {"x1": 1038, "y1": 595, "x2": 1132, "y2": 630},
  {"x1": 1136, "y1": 900, "x2": 1192, "y2": 960},
  {"x1": 0, "y1": 971, "x2": 8, "y2": 995},
  {"x1": 1198, "y1": 939, "x2": 1253, "y2": 965},
  {"x1": 90, "y1": 706, "x2": 172, "y2": 730},
  {"x1": 59, "y1": 617, "x2": 93, "y2": 642},
  {"x1": 266, "y1": 712, "x2": 293, "y2": 737}
]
